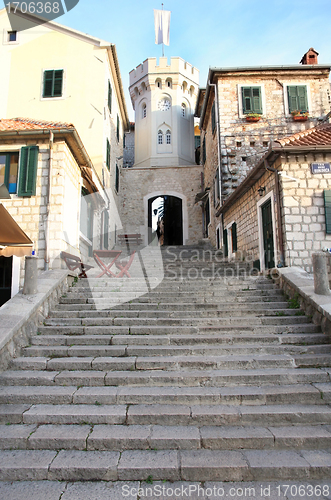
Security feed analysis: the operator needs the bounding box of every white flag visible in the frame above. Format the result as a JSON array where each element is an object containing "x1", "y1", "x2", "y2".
[{"x1": 154, "y1": 9, "x2": 171, "y2": 46}]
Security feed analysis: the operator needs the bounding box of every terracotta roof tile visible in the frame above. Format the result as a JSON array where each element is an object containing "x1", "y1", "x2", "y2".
[
  {"x1": 0, "y1": 118, "x2": 75, "y2": 131},
  {"x1": 275, "y1": 123, "x2": 331, "y2": 147}
]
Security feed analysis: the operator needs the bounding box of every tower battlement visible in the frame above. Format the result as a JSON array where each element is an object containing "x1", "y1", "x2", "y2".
[{"x1": 129, "y1": 57, "x2": 199, "y2": 87}]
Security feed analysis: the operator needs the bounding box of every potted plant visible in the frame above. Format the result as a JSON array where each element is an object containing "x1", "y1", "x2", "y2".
[
  {"x1": 245, "y1": 113, "x2": 261, "y2": 122},
  {"x1": 291, "y1": 110, "x2": 309, "y2": 121}
]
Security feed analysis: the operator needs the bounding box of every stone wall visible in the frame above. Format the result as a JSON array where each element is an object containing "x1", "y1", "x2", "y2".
[
  {"x1": 280, "y1": 152, "x2": 331, "y2": 272},
  {"x1": 120, "y1": 164, "x2": 203, "y2": 245}
]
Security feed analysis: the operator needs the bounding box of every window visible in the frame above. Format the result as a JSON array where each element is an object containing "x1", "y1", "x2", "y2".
[
  {"x1": 181, "y1": 103, "x2": 186, "y2": 117},
  {"x1": 142, "y1": 103, "x2": 147, "y2": 119},
  {"x1": 287, "y1": 85, "x2": 308, "y2": 114},
  {"x1": 214, "y1": 168, "x2": 220, "y2": 206},
  {"x1": 80, "y1": 187, "x2": 93, "y2": 243},
  {"x1": 241, "y1": 86, "x2": 262, "y2": 114},
  {"x1": 106, "y1": 139, "x2": 110, "y2": 170},
  {"x1": 17, "y1": 146, "x2": 39, "y2": 197},
  {"x1": 0, "y1": 152, "x2": 19, "y2": 194},
  {"x1": 108, "y1": 81, "x2": 112, "y2": 113},
  {"x1": 166, "y1": 130, "x2": 171, "y2": 145},
  {"x1": 158, "y1": 130, "x2": 163, "y2": 145},
  {"x1": 8, "y1": 31, "x2": 17, "y2": 42},
  {"x1": 231, "y1": 222, "x2": 237, "y2": 252},
  {"x1": 43, "y1": 70, "x2": 64, "y2": 98},
  {"x1": 211, "y1": 101, "x2": 216, "y2": 134},
  {"x1": 103, "y1": 210, "x2": 109, "y2": 249},
  {"x1": 115, "y1": 164, "x2": 119, "y2": 193},
  {"x1": 117, "y1": 115, "x2": 120, "y2": 142}
]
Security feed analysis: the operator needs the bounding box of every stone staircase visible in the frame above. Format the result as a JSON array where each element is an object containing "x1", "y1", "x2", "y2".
[{"x1": 0, "y1": 245, "x2": 331, "y2": 482}]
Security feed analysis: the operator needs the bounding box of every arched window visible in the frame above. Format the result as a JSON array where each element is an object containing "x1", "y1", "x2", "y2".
[
  {"x1": 166, "y1": 78, "x2": 172, "y2": 88},
  {"x1": 181, "y1": 103, "x2": 186, "y2": 117},
  {"x1": 158, "y1": 130, "x2": 163, "y2": 145},
  {"x1": 166, "y1": 130, "x2": 171, "y2": 144},
  {"x1": 142, "y1": 103, "x2": 147, "y2": 119},
  {"x1": 155, "y1": 78, "x2": 162, "y2": 89}
]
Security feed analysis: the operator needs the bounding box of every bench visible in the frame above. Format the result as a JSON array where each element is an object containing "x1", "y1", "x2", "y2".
[
  {"x1": 117, "y1": 233, "x2": 143, "y2": 246},
  {"x1": 60, "y1": 251, "x2": 93, "y2": 279}
]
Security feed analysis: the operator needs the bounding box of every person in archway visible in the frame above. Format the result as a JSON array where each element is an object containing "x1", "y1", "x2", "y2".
[{"x1": 156, "y1": 218, "x2": 164, "y2": 246}]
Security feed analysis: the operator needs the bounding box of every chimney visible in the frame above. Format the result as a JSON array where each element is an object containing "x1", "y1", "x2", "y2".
[{"x1": 300, "y1": 47, "x2": 319, "y2": 65}]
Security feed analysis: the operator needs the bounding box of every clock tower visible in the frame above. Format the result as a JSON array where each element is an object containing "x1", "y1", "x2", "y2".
[{"x1": 129, "y1": 57, "x2": 199, "y2": 168}]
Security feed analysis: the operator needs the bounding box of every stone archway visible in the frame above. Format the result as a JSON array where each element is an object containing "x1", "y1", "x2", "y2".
[{"x1": 145, "y1": 192, "x2": 187, "y2": 246}]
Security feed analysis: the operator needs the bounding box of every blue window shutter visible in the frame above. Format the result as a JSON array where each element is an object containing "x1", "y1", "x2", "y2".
[
  {"x1": 17, "y1": 146, "x2": 39, "y2": 197},
  {"x1": 324, "y1": 190, "x2": 331, "y2": 234}
]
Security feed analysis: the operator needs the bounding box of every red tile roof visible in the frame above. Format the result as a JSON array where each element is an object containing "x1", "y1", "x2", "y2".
[
  {"x1": 0, "y1": 118, "x2": 75, "y2": 131},
  {"x1": 275, "y1": 123, "x2": 331, "y2": 147}
]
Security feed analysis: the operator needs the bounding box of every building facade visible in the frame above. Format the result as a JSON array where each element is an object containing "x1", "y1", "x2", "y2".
[
  {"x1": 195, "y1": 49, "x2": 331, "y2": 248},
  {"x1": 0, "y1": 118, "x2": 104, "y2": 304},
  {"x1": 218, "y1": 124, "x2": 331, "y2": 273},
  {"x1": 120, "y1": 57, "x2": 203, "y2": 245},
  {"x1": 0, "y1": 7, "x2": 129, "y2": 238}
]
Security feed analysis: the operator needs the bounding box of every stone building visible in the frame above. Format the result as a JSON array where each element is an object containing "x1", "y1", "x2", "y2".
[
  {"x1": 195, "y1": 49, "x2": 331, "y2": 248},
  {"x1": 218, "y1": 123, "x2": 331, "y2": 273},
  {"x1": 120, "y1": 57, "x2": 203, "y2": 245},
  {"x1": 0, "y1": 7, "x2": 129, "y2": 238},
  {"x1": 0, "y1": 118, "x2": 103, "y2": 305}
]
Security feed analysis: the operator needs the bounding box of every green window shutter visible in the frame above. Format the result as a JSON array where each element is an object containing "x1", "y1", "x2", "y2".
[
  {"x1": 297, "y1": 86, "x2": 308, "y2": 112},
  {"x1": 242, "y1": 87, "x2": 262, "y2": 114},
  {"x1": 232, "y1": 222, "x2": 237, "y2": 252},
  {"x1": 223, "y1": 229, "x2": 228, "y2": 257},
  {"x1": 106, "y1": 139, "x2": 110, "y2": 170},
  {"x1": 117, "y1": 115, "x2": 120, "y2": 142},
  {"x1": 17, "y1": 146, "x2": 39, "y2": 197},
  {"x1": 202, "y1": 137, "x2": 206, "y2": 164},
  {"x1": 115, "y1": 164, "x2": 119, "y2": 193},
  {"x1": 324, "y1": 190, "x2": 331, "y2": 234},
  {"x1": 252, "y1": 87, "x2": 262, "y2": 113},
  {"x1": 287, "y1": 86, "x2": 298, "y2": 113},
  {"x1": 108, "y1": 81, "x2": 112, "y2": 113},
  {"x1": 242, "y1": 87, "x2": 252, "y2": 113},
  {"x1": 43, "y1": 70, "x2": 63, "y2": 98},
  {"x1": 211, "y1": 101, "x2": 216, "y2": 133}
]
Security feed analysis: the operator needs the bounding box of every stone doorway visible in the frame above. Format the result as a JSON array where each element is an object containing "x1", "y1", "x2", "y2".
[{"x1": 148, "y1": 195, "x2": 183, "y2": 245}]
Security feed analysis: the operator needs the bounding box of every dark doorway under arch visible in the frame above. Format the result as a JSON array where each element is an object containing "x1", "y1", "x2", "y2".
[{"x1": 148, "y1": 195, "x2": 183, "y2": 245}]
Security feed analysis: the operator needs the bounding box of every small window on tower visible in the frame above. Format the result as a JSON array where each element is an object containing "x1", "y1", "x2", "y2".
[
  {"x1": 158, "y1": 130, "x2": 163, "y2": 145},
  {"x1": 8, "y1": 31, "x2": 17, "y2": 42},
  {"x1": 181, "y1": 103, "x2": 186, "y2": 117},
  {"x1": 142, "y1": 103, "x2": 147, "y2": 119},
  {"x1": 166, "y1": 130, "x2": 171, "y2": 144}
]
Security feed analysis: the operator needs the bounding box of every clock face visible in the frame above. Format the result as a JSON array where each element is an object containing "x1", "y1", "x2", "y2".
[{"x1": 158, "y1": 99, "x2": 171, "y2": 111}]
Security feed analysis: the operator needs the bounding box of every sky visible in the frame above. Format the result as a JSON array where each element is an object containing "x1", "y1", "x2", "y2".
[{"x1": 56, "y1": 0, "x2": 331, "y2": 120}]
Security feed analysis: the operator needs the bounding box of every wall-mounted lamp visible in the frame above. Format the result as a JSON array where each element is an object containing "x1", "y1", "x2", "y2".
[{"x1": 258, "y1": 186, "x2": 266, "y2": 197}]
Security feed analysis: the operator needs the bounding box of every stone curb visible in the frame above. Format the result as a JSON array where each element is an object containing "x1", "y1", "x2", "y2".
[
  {"x1": 0, "y1": 269, "x2": 72, "y2": 370},
  {"x1": 276, "y1": 266, "x2": 331, "y2": 336}
]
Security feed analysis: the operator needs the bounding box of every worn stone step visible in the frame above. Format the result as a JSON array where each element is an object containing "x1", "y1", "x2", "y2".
[
  {"x1": 0, "y1": 383, "x2": 328, "y2": 406},
  {"x1": 0, "y1": 447, "x2": 330, "y2": 481},
  {"x1": 1, "y1": 403, "x2": 331, "y2": 427},
  {"x1": 1, "y1": 367, "x2": 327, "y2": 388},
  {"x1": 1, "y1": 423, "x2": 330, "y2": 452}
]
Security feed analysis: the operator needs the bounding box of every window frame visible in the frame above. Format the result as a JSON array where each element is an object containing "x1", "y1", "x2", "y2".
[
  {"x1": 283, "y1": 83, "x2": 310, "y2": 116},
  {"x1": 42, "y1": 69, "x2": 64, "y2": 100},
  {"x1": 166, "y1": 130, "x2": 171, "y2": 145},
  {"x1": 286, "y1": 85, "x2": 309, "y2": 114},
  {"x1": 158, "y1": 130, "x2": 163, "y2": 145},
  {"x1": 238, "y1": 84, "x2": 265, "y2": 118}
]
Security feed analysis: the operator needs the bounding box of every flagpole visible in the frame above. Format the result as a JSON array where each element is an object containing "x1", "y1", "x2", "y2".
[{"x1": 162, "y1": 3, "x2": 164, "y2": 57}]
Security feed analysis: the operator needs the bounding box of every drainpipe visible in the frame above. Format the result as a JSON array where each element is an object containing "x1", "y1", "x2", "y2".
[
  {"x1": 44, "y1": 131, "x2": 54, "y2": 271},
  {"x1": 208, "y1": 82, "x2": 222, "y2": 207},
  {"x1": 264, "y1": 159, "x2": 285, "y2": 267}
]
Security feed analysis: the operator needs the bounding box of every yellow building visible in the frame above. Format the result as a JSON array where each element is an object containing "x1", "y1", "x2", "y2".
[{"x1": 0, "y1": 8, "x2": 129, "y2": 207}]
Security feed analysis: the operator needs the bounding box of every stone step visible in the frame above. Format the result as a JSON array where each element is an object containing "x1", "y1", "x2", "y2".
[
  {"x1": 48, "y1": 307, "x2": 303, "y2": 318},
  {"x1": 0, "y1": 367, "x2": 329, "y2": 387},
  {"x1": 42, "y1": 316, "x2": 310, "y2": 327},
  {"x1": 35, "y1": 324, "x2": 321, "y2": 336},
  {"x1": 1, "y1": 423, "x2": 331, "y2": 452},
  {"x1": 1, "y1": 403, "x2": 331, "y2": 427},
  {"x1": 0, "y1": 383, "x2": 328, "y2": 406},
  {"x1": 0, "y1": 447, "x2": 330, "y2": 482},
  {"x1": 20, "y1": 343, "x2": 331, "y2": 359},
  {"x1": 11, "y1": 353, "x2": 303, "y2": 371},
  {"x1": 29, "y1": 332, "x2": 330, "y2": 347}
]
